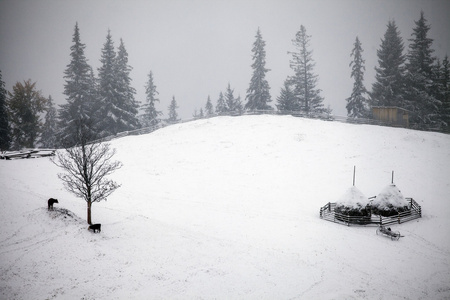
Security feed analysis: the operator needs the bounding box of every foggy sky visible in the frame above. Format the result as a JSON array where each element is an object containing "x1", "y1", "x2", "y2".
[{"x1": 1, "y1": 0, "x2": 449, "y2": 119}]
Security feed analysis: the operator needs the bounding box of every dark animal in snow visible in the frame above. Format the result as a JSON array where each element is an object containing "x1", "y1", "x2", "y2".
[
  {"x1": 88, "y1": 224, "x2": 101, "y2": 233},
  {"x1": 47, "y1": 198, "x2": 59, "y2": 210}
]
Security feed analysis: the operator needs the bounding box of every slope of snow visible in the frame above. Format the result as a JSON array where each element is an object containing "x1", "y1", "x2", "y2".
[{"x1": 1, "y1": 115, "x2": 450, "y2": 299}]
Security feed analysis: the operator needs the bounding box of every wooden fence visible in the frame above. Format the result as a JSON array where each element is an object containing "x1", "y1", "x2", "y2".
[
  {"x1": 2, "y1": 109, "x2": 445, "y2": 156},
  {"x1": 0, "y1": 149, "x2": 56, "y2": 160},
  {"x1": 319, "y1": 198, "x2": 422, "y2": 226},
  {"x1": 88, "y1": 110, "x2": 396, "y2": 145}
]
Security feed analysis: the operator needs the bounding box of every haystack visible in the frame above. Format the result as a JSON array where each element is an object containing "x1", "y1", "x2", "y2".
[
  {"x1": 372, "y1": 184, "x2": 410, "y2": 217},
  {"x1": 335, "y1": 186, "x2": 371, "y2": 223}
]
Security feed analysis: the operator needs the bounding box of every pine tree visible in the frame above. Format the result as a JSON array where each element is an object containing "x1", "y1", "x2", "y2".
[
  {"x1": 245, "y1": 28, "x2": 272, "y2": 111},
  {"x1": 7, "y1": 80, "x2": 46, "y2": 149},
  {"x1": 407, "y1": 12, "x2": 435, "y2": 76},
  {"x1": 59, "y1": 23, "x2": 98, "y2": 147},
  {"x1": 289, "y1": 25, "x2": 324, "y2": 114},
  {"x1": 40, "y1": 95, "x2": 58, "y2": 148},
  {"x1": 114, "y1": 38, "x2": 140, "y2": 130},
  {"x1": 167, "y1": 96, "x2": 180, "y2": 123},
  {"x1": 224, "y1": 83, "x2": 242, "y2": 114},
  {"x1": 276, "y1": 80, "x2": 296, "y2": 111},
  {"x1": 141, "y1": 71, "x2": 162, "y2": 127},
  {"x1": 205, "y1": 95, "x2": 214, "y2": 116},
  {"x1": 87, "y1": 66, "x2": 101, "y2": 123},
  {"x1": 371, "y1": 20, "x2": 406, "y2": 108},
  {"x1": 0, "y1": 70, "x2": 11, "y2": 150},
  {"x1": 346, "y1": 36, "x2": 369, "y2": 118},
  {"x1": 441, "y1": 55, "x2": 450, "y2": 132},
  {"x1": 431, "y1": 59, "x2": 444, "y2": 109},
  {"x1": 192, "y1": 108, "x2": 204, "y2": 119},
  {"x1": 215, "y1": 92, "x2": 226, "y2": 114},
  {"x1": 405, "y1": 11, "x2": 440, "y2": 129},
  {"x1": 97, "y1": 30, "x2": 120, "y2": 136}
]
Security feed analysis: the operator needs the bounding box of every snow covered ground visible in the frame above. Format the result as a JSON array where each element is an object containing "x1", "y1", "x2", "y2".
[{"x1": 1, "y1": 115, "x2": 450, "y2": 299}]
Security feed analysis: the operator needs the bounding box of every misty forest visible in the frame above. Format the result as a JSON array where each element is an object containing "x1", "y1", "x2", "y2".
[
  {"x1": 1, "y1": 11, "x2": 450, "y2": 151},
  {"x1": 2, "y1": 5, "x2": 450, "y2": 299}
]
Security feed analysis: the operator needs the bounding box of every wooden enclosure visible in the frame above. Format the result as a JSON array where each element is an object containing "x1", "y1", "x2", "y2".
[{"x1": 372, "y1": 106, "x2": 409, "y2": 128}]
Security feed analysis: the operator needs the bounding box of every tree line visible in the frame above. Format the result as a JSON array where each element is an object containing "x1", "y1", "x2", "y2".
[
  {"x1": 1, "y1": 11, "x2": 449, "y2": 151},
  {"x1": 347, "y1": 11, "x2": 450, "y2": 131}
]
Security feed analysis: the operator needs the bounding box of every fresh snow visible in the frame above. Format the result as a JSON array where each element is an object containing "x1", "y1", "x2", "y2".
[
  {"x1": 1, "y1": 115, "x2": 450, "y2": 299},
  {"x1": 373, "y1": 184, "x2": 409, "y2": 209},
  {"x1": 336, "y1": 186, "x2": 369, "y2": 208}
]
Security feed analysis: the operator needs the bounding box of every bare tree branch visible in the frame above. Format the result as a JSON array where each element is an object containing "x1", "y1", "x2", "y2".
[{"x1": 51, "y1": 124, "x2": 122, "y2": 224}]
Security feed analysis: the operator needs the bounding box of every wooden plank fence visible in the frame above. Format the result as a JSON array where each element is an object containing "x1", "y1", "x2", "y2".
[
  {"x1": 2, "y1": 109, "x2": 445, "y2": 157},
  {"x1": 87, "y1": 110, "x2": 400, "y2": 146},
  {"x1": 320, "y1": 198, "x2": 422, "y2": 226},
  {"x1": 1, "y1": 149, "x2": 56, "y2": 160}
]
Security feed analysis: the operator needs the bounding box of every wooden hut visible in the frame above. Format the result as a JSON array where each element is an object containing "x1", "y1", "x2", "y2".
[{"x1": 372, "y1": 106, "x2": 409, "y2": 128}]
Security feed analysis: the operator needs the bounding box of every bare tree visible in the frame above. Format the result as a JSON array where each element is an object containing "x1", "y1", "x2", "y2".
[{"x1": 52, "y1": 123, "x2": 122, "y2": 224}]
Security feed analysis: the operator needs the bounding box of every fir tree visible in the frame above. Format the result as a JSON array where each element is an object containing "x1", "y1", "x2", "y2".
[
  {"x1": 405, "y1": 11, "x2": 440, "y2": 129},
  {"x1": 0, "y1": 70, "x2": 10, "y2": 150},
  {"x1": 431, "y1": 59, "x2": 445, "y2": 110},
  {"x1": 205, "y1": 95, "x2": 214, "y2": 116},
  {"x1": 215, "y1": 92, "x2": 226, "y2": 114},
  {"x1": 98, "y1": 30, "x2": 137, "y2": 137},
  {"x1": 192, "y1": 108, "x2": 204, "y2": 119},
  {"x1": 167, "y1": 96, "x2": 180, "y2": 123},
  {"x1": 41, "y1": 95, "x2": 58, "y2": 148},
  {"x1": 371, "y1": 20, "x2": 406, "y2": 108},
  {"x1": 59, "y1": 23, "x2": 98, "y2": 147},
  {"x1": 276, "y1": 80, "x2": 296, "y2": 112},
  {"x1": 87, "y1": 66, "x2": 102, "y2": 123},
  {"x1": 141, "y1": 71, "x2": 162, "y2": 127},
  {"x1": 289, "y1": 25, "x2": 325, "y2": 114},
  {"x1": 346, "y1": 36, "x2": 369, "y2": 118},
  {"x1": 245, "y1": 28, "x2": 272, "y2": 111},
  {"x1": 441, "y1": 55, "x2": 450, "y2": 132},
  {"x1": 7, "y1": 80, "x2": 46, "y2": 149},
  {"x1": 114, "y1": 38, "x2": 140, "y2": 130},
  {"x1": 407, "y1": 12, "x2": 435, "y2": 77},
  {"x1": 224, "y1": 83, "x2": 242, "y2": 114}
]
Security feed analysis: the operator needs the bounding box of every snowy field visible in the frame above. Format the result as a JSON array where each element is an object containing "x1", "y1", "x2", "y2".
[{"x1": 1, "y1": 115, "x2": 450, "y2": 299}]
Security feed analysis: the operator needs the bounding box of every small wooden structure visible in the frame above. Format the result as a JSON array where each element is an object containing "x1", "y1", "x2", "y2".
[
  {"x1": 376, "y1": 225, "x2": 401, "y2": 241},
  {"x1": 319, "y1": 198, "x2": 422, "y2": 226},
  {"x1": 372, "y1": 106, "x2": 409, "y2": 128},
  {"x1": 0, "y1": 149, "x2": 56, "y2": 160}
]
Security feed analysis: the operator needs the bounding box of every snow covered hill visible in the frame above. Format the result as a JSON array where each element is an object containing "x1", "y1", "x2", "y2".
[{"x1": 1, "y1": 115, "x2": 450, "y2": 299}]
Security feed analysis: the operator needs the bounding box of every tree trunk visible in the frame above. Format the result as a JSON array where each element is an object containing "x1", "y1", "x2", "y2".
[{"x1": 87, "y1": 200, "x2": 92, "y2": 225}]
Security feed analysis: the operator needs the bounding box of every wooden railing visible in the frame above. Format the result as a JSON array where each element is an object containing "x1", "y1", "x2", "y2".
[
  {"x1": 319, "y1": 198, "x2": 422, "y2": 226},
  {"x1": 1, "y1": 149, "x2": 56, "y2": 160},
  {"x1": 90, "y1": 110, "x2": 402, "y2": 146}
]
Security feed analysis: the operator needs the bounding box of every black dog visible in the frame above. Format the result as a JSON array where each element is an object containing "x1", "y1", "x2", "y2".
[
  {"x1": 88, "y1": 224, "x2": 101, "y2": 233},
  {"x1": 47, "y1": 198, "x2": 59, "y2": 210}
]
